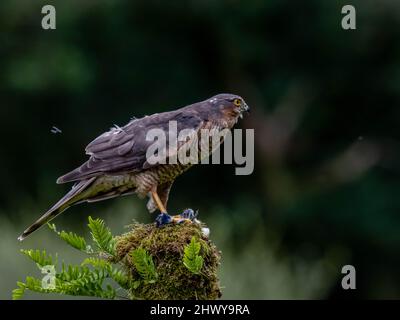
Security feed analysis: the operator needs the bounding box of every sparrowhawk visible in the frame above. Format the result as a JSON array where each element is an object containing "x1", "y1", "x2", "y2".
[{"x1": 18, "y1": 93, "x2": 250, "y2": 241}]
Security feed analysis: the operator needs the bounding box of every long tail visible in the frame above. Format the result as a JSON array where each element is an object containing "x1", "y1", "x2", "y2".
[{"x1": 18, "y1": 178, "x2": 96, "y2": 241}]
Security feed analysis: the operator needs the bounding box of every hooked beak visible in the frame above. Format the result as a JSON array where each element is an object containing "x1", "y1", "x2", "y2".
[
  {"x1": 243, "y1": 103, "x2": 250, "y2": 114},
  {"x1": 239, "y1": 103, "x2": 250, "y2": 118}
]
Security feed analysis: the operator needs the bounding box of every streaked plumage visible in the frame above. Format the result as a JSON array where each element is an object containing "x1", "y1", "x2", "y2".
[{"x1": 18, "y1": 93, "x2": 249, "y2": 241}]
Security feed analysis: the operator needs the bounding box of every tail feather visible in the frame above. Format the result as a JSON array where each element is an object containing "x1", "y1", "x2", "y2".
[
  {"x1": 56, "y1": 167, "x2": 86, "y2": 184},
  {"x1": 18, "y1": 178, "x2": 96, "y2": 241}
]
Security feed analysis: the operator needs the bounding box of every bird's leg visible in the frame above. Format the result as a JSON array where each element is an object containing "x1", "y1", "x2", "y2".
[
  {"x1": 151, "y1": 189, "x2": 167, "y2": 213},
  {"x1": 146, "y1": 182, "x2": 172, "y2": 214},
  {"x1": 152, "y1": 189, "x2": 172, "y2": 227}
]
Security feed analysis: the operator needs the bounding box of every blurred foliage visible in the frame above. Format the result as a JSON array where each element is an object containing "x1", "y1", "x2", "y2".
[
  {"x1": 1, "y1": 0, "x2": 400, "y2": 299},
  {"x1": 13, "y1": 217, "x2": 130, "y2": 300}
]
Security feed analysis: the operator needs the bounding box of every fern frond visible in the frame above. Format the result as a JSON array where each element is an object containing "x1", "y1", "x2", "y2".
[
  {"x1": 183, "y1": 236, "x2": 204, "y2": 274},
  {"x1": 48, "y1": 223, "x2": 89, "y2": 252},
  {"x1": 12, "y1": 276, "x2": 53, "y2": 300},
  {"x1": 12, "y1": 282, "x2": 26, "y2": 300},
  {"x1": 58, "y1": 264, "x2": 94, "y2": 282},
  {"x1": 20, "y1": 249, "x2": 54, "y2": 268},
  {"x1": 82, "y1": 257, "x2": 111, "y2": 270},
  {"x1": 82, "y1": 257, "x2": 131, "y2": 289},
  {"x1": 55, "y1": 263, "x2": 116, "y2": 298},
  {"x1": 15, "y1": 218, "x2": 129, "y2": 300},
  {"x1": 60, "y1": 231, "x2": 87, "y2": 252},
  {"x1": 88, "y1": 216, "x2": 115, "y2": 255},
  {"x1": 131, "y1": 247, "x2": 157, "y2": 282},
  {"x1": 109, "y1": 268, "x2": 132, "y2": 289}
]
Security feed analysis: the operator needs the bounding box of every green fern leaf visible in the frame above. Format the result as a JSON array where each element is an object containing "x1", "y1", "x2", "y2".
[
  {"x1": 15, "y1": 221, "x2": 125, "y2": 300},
  {"x1": 109, "y1": 267, "x2": 131, "y2": 289},
  {"x1": 82, "y1": 257, "x2": 111, "y2": 270},
  {"x1": 60, "y1": 231, "x2": 87, "y2": 251},
  {"x1": 183, "y1": 236, "x2": 204, "y2": 274},
  {"x1": 13, "y1": 276, "x2": 53, "y2": 299},
  {"x1": 81, "y1": 257, "x2": 131, "y2": 289},
  {"x1": 12, "y1": 282, "x2": 26, "y2": 300},
  {"x1": 131, "y1": 248, "x2": 157, "y2": 282},
  {"x1": 56, "y1": 263, "x2": 116, "y2": 299},
  {"x1": 88, "y1": 216, "x2": 115, "y2": 255},
  {"x1": 48, "y1": 223, "x2": 88, "y2": 252},
  {"x1": 20, "y1": 249, "x2": 54, "y2": 268}
]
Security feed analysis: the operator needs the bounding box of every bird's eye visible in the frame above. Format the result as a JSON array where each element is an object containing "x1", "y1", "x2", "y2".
[{"x1": 233, "y1": 98, "x2": 242, "y2": 106}]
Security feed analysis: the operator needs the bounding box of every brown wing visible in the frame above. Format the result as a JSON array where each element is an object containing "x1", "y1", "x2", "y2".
[{"x1": 57, "y1": 109, "x2": 204, "y2": 183}]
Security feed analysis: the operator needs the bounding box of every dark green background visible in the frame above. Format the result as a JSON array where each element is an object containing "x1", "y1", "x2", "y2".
[{"x1": 1, "y1": 0, "x2": 399, "y2": 299}]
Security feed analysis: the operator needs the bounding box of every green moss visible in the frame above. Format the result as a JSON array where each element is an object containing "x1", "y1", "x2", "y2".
[{"x1": 114, "y1": 222, "x2": 222, "y2": 300}]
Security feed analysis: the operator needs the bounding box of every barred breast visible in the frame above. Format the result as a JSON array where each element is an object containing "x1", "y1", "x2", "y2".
[
  {"x1": 133, "y1": 123, "x2": 227, "y2": 197},
  {"x1": 90, "y1": 123, "x2": 228, "y2": 199},
  {"x1": 134, "y1": 163, "x2": 192, "y2": 197},
  {"x1": 87, "y1": 173, "x2": 137, "y2": 196}
]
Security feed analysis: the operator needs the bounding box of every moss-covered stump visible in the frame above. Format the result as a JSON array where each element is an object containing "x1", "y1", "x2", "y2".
[{"x1": 114, "y1": 222, "x2": 222, "y2": 300}]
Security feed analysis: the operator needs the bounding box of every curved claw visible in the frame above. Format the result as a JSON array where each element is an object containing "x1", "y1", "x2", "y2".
[
  {"x1": 156, "y1": 209, "x2": 199, "y2": 227},
  {"x1": 155, "y1": 212, "x2": 172, "y2": 227}
]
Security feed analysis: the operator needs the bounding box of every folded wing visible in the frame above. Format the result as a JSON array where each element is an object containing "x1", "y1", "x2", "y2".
[{"x1": 57, "y1": 109, "x2": 204, "y2": 183}]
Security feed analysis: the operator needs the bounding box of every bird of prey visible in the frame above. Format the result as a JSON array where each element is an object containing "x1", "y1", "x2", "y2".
[{"x1": 18, "y1": 93, "x2": 250, "y2": 241}]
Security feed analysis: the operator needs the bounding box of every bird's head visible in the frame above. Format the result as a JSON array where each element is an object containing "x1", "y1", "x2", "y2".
[{"x1": 206, "y1": 93, "x2": 250, "y2": 123}]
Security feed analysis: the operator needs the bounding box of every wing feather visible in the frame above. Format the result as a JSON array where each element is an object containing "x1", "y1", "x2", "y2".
[{"x1": 57, "y1": 109, "x2": 204, "y2": 183}]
